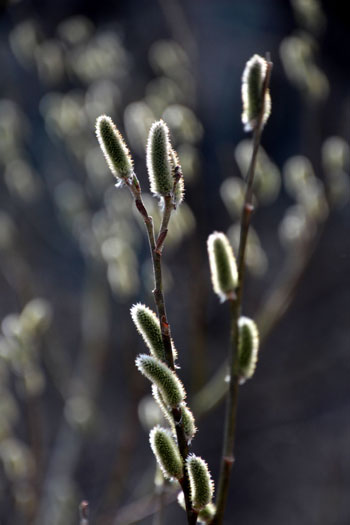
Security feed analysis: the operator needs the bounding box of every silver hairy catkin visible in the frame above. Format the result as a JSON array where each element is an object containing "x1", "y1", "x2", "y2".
[
  {"x1": 241, "y1": 54, "x2": 271, "y2": 132},
  {"x1": 207, "y1": 232, "x2": 238, "y2": 302},
  {"x1": 237, "y1": 316, "x2": 259, "y2": 383},
  {"x1": 150, "y1": 425, "x2": 183, "y2": 480},
  {"x1": 135, "y1": 354, "x2": 185, "y2": 408},
  {"x1": 170, "y1": 148, "x2": 185, "y2": 207},
  {"x1": 146, "y1": 120, "x2": 173, "y2": 197},
  {"x1": 95, "y1": 115, "x2": 133, "y2": 179},
  {"x1": 186, "y1": 454, "x2": 214, "y2": 511},
  {"x1": 131, "y1": 303, "x2": 177, "y2": 362}
]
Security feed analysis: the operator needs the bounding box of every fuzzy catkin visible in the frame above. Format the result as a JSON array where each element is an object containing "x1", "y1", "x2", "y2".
[
  {"x1": 150, "y1": 426, "x2": 183, "y2": 480},
  {"x1": 146, "y1": 120, "x2": 173, "y2": 197},
  {"x1": 180, "y1": 403, "x2": 197, "y2": 443},
  {"x1": 241, "y1": 54, "x2": 271, "y2": 132},
  {"x1": 170, "y1": 148, "x2": 185, "y2": 206},
  {"x1": 186, "y1": 454, "x2": 214, "y2": 511},
  {"x1": 152, "y1": 384, "x2": 175, "y2": 431},
  {"x1": 131, "y1": 303, "x2": 165, "y2": 361},
  {"x1": 136, "y1": 354, "x2": 185, "y2": 408},
  {"x1": 131, "y1": 303, "x2": 177, "y2": 362},
  {"x1": 95, "y1": 115, "x2": 133, "y2": 178},
  {"x1": 207, "y1": 232, "x2": 238, "y2": 302},
  {"x1": 238, "y1": 316, "x2": 259, "y2": 382}
]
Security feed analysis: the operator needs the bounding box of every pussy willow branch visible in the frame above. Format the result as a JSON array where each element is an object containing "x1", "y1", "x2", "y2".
[
  {"x1": 126, "y1": 174, "x2": 197, "y2": 525},
  {"x1": 192, "y1": 217, "x2": 325, "y2": 419},
  {"x1": 213, "y1": 59, "x2": 272, "y2": 525}
]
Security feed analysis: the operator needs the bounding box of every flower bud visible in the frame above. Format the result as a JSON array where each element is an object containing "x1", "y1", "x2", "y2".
[
  {"x1": 131, "y1": 303, "x2": 177, "y2": 363},
  {"x1": 186, "y1": 454, "x2": 214, "y2": 511},
  {"x1": 147, "y1": 120, "x2": 173, "y2": 197},
  {"x1": 237, "y1": 316, "x2": 259, "y2": 383},
  {"x1": 241, "y1": 54, "x2": 271, "y2": 132},
  {"x1": 95, "y1": 115, "x2": 133, "y2": 179},
  {"x1": 136, "y1": 354, "x2": 185, "y2": 408},
  {"x1": 207, "y1": 232, "x2": 238, "y2": 302},
  {"x1": 170, "y1": 148, "x2": 185, "y2": 206},
  {"x1": 131, "y1": 303, "x2": 165, "y2": 361},
  {"x1": 152, "y1": 384, "x2": 175, "y2": 430},
  {"x1": 150, "y1": 425, "x2": 183, "y2": 480},
  {"x1": 180, "y1": 403, "x2": 197, "y2": 443}
]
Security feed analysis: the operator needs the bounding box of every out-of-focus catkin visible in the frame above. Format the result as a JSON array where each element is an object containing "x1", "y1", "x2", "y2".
[
  {"x1": 241, "y1": 54, "x2": 271, "y2": 132},
  {"x1": 237, "y1": 316, "x2": 260, "y2": 383},
  {"x1": 207, "y1": 232, "x2": 238, "y2": 302}
]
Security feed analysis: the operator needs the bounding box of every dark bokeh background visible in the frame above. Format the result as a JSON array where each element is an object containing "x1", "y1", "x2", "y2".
[{"x1": 0, "y1": 1, "x2": 349, "y2": 524}]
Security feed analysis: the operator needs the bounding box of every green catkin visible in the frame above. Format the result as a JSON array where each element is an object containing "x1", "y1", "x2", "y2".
[
  {"x1": 180, "y1": 403, "x2": 197, "y2": 443},
  {"x1": 237, "y1": 316, "x2": 260, "y2": 383},
  {"x1": 95, "y1": 115, "x2": 133, "y2": 179},
  {"x1": 151, "y1": 389, "x2": 196, "y2": 441},
  {"x1": 131, "y1": 303, "x2": 177, "y2": 362},
  {"x1": 131, "y1": 303, "x2": 165, "y2": 361},
  {"x1": 170, "y1": 148, "x2": 185, "y2": 206},
  {"x1": 149, "y1": 425, "x2": 183, "y2": 480},
  {"x1": 147, "y1": 120, "x2": 173, "y2": 197},
  {"x1": 241, "y1": 54, "x2": 271, "y2": 132},
  {"x1": 207, "y1": 232, "x2": 238, "y2": 302},
  {"x1": 177, "y1": 493, "x2": 216, "y2": 523},
  {"x1": 136, "y1": 354, "x2": 185, "y2": 408},
  {"x1": 151, "y1": 384, "x2": 175, "y2": 431},
  {"x1": 186, "y1": 454, "x2": 214, "y2": 511}
]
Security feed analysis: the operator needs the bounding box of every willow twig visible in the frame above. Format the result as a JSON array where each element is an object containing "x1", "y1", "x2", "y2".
[
  {"x1": 213, "y1": 58, "x2": 272, "y2": 525},
  {"x1": 126, "y1": 175, "x2": 197, "y2": 525}
]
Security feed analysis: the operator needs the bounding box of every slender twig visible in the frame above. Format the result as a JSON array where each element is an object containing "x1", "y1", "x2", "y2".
[
  {"x1": 213, "y1": 58, "x2": 272, "y2": 525},
  {"x1": 192, "y1": 213, "x2": 325, "y2": 420},
  {"x1": 126, "y1": 174, "x2": 197, "y2": 525}
]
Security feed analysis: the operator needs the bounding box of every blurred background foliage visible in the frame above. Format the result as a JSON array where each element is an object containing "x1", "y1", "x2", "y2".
[{"x1": 0, "y1": 0, "x2": 349, "y2": 524}]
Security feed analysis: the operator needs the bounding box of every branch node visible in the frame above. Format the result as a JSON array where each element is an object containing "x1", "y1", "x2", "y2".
[
  {"x1": 161, "y1": 316, "x2": 170, "y2": 336},
  {"x1": 223, "y1": 455, "x2": 235, "y2": 467},
  {"x1": 155, "y1": 229, "x2": 168, "y2": 254}
]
